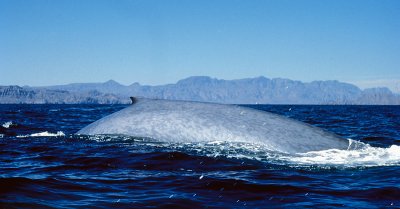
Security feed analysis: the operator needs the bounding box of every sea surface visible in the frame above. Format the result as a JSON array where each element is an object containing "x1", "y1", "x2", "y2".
[{"x1": 0, "y1": 104, "x2": 399, "y2": 208}]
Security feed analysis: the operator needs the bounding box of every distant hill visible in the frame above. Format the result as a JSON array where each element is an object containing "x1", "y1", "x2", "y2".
[
  {"x1": 0, "y1": 85, "x2": 124, "y2": 104},
  {"x1": 1, "y1": 76, "x2": 400, "y2": 104}
]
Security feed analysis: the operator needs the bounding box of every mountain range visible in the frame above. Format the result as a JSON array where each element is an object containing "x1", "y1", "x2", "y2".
[{"x1": 1, "y1": 76, "x2": 399, "y2": 104}]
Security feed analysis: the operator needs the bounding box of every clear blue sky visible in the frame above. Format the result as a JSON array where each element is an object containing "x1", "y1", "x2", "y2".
[{"x1": 1, "y1": 0, "x2": 399, "y2": 91}]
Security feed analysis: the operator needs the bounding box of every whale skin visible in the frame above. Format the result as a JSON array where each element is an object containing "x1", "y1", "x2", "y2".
[{"x1": 77, "y1": 98, "x2": 350, "y2": 153}]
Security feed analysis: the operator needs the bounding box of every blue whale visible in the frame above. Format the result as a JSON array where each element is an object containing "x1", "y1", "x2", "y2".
[{"x1": 77, "y1": 97, "x2": 350, "y2": 154}]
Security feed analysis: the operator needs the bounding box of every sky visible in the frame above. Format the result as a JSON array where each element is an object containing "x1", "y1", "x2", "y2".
[{"x1": 0, "y1": 0, "x2": 399, "y2": 92}]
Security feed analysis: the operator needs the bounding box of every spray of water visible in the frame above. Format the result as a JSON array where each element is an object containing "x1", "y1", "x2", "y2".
[{"x1": 15, "y1": 133, "x2": 400, "y2": 168}]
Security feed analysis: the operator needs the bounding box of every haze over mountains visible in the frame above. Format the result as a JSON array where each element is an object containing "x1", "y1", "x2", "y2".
[{"x1": 1, "y1": 76, "x2": 399, "y2": 104}]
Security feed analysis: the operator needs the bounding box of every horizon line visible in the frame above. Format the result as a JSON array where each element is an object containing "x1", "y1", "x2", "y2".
[{"x1": 2, "y1": 75, "x2": 399, "y2": 94}]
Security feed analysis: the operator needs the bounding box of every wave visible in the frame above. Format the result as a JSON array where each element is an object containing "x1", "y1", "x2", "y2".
[
  {"x1": 204, "y1": 140, "x2": 400, "y2": 168},
  {"x1": 8, "y1": 132, "x2": 400, "y2": 168},
  {"x1": 2, "y1": 121, "x2": 14, "y2": 128},
  {"x1": 16, "y1": 131, "x2": 65, "y2": 138},
  {"x1": 280, "y1": 141, "x2": 400, "y2": 167},
  {"x1": 80, "y1": 135, "x2": 400, "y2": 168}
]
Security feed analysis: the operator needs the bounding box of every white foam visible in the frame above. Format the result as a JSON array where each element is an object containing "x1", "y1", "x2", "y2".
[
  {"x1": 30, "y1": 131, "x2": 65, "y2": 137},
  {"x1": 17, "y1": 131, "x2": 65, "y2": 138},
  {"x1": 166, "y1": 139, "x2": 400, "y2": 168},
  {"x1": 82, "y1": 136, "x2": 400, "y2": 168},
  {"x1": 2, "y1": 121, "x2": 13, "y2": 128},
  {"x1": 284, "y1": 142, "x2": 400, "y2": 167}
]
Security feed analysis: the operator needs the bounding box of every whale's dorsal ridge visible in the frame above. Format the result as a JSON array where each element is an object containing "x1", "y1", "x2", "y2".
[{"x1": 79, "y1": 98, "x2": 349, "y2": 153}]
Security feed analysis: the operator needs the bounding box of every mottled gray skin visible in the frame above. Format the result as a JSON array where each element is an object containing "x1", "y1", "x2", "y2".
[{"x1": 77, "y1": 98, "x2": 350, "y2": 154}]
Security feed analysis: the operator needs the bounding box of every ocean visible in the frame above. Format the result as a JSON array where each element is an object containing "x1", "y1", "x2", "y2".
[{"x1": 0, "y1": 104, "x2": 399, "y2": 208}]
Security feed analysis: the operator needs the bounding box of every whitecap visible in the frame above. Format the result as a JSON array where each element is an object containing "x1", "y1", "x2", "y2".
[
  {"x1": 2, "y1": 121, "x2": 13, "y2": 128},
  {"x1": 78, "y1": 135, "x2": 400, "y2": 168},
  {"x1": 30, "y1": 131, "x2": 65, "y2": 137},
  {"x1": 163, "y1": 139, "x2": 400, "y2": 168},
  {"x1": 284, "y1": 141, "x2": 400, "y2": 167},
  {"x1": 17, "y1": 131, "x2": 65, "y2": 138}
]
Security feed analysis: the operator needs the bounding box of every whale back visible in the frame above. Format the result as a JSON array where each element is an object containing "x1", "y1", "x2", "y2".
[{"x1": 77, "y1": 98, "x2": 349, "y2": 153}]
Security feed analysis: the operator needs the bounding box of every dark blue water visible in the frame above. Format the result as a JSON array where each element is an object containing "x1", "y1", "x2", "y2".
[{"x1": 1, "y1": 104, "x2": 399, "y2": 208}]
